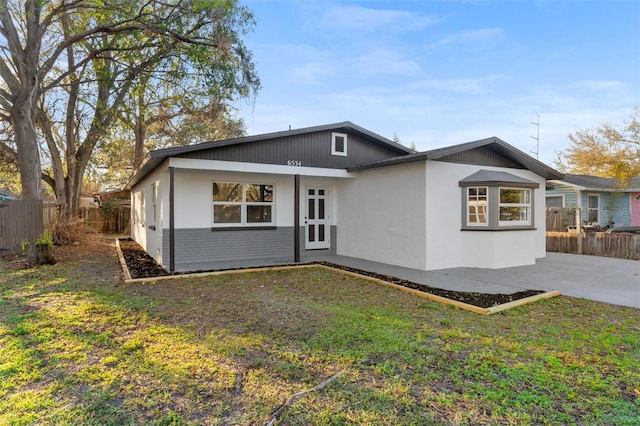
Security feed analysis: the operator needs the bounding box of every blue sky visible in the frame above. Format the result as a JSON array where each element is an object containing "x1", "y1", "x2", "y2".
[{"x1": 235, "y1": 1, "x2": 640, "y2": 166}]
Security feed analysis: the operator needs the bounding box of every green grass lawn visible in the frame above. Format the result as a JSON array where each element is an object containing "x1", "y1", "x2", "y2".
[{"x1": 1, "y1": 243, "x2": 639, "y2": 425}]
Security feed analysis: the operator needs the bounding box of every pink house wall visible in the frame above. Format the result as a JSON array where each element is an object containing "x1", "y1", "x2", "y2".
[{"x1": 632, "y1": 193, "x2": 640, "y2": 226}]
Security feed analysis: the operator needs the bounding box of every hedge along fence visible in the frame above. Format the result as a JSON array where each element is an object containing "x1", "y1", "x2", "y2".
[{"x1": 546, "y1": 232, "x2": 640, "y2": 260}]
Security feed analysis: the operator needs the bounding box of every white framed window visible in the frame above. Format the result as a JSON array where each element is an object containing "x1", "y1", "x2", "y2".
[
  {"x1": 212, "y1": 182, "x2": 274, "y2": 227},
  {"x1": 331, "y1": 132, "x2": 347, "y2": 156},
  {"x1": 151, "y1": 182, "x2": 158, "y2": 224},
  {"x1": 499, "y1": 187, "x2": 531, "y2": 226},
  {"x1": 587, "y1": 194, "x2": 599, "y2": 224},
  {"x1": 460, "y1": 176, "x2": 537, "y2": 231},
  {"x1": 467, "y1": 187, "x2": 488, "y2": 226}
]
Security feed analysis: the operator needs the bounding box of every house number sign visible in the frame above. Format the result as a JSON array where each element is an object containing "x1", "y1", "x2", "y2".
[{"x1": 287, "y1": 160, "x2": 302, "y2": 166}]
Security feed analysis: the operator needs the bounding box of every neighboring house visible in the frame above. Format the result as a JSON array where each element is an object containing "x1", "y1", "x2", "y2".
[
  {"x1": 0, "y1": 190, "x2": 15, "y2": 200},
  {"x1": 126, "y1": 122, "x2": 563, "y2": 273},
  {"x1": 546, "y1": 174, "x2": 640, "y2": 228}
]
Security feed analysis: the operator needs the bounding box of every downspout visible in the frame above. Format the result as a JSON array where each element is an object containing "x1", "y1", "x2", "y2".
[
  {"x1": 294, "y1": 174, "x2": 300, "y2": 263},
  {"x1": 169, "y1": 167, "x2": 175, "y2": 272}
]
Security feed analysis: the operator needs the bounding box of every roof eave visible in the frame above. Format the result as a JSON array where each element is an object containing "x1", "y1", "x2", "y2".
[{"x1": 347, "y1": 152, "x2": 428, "y2": 171}]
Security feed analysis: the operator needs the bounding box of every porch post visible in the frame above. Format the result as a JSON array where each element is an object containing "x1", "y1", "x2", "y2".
[
  {"x1": 169, "y1": 167, "x2": 175, "y2": 272},
  {"x1": 294, "y1": 174, "x2": 300, "y2": 263}
]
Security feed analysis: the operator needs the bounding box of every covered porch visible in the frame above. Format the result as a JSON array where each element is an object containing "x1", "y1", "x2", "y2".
[{"x1": 163, "y1": 158, "x2": 353, "y2": 272}]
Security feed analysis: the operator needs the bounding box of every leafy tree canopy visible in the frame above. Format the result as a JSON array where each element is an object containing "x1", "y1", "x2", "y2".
[
  {"x1": 0, "y1": 0, "x2": 259, "y2": 214},
  {"x1": 555, "y1": 107, "x2": 640, "y2": 185}
]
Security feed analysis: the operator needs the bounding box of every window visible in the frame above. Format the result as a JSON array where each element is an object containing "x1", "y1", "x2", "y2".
[
  {"x1": 151, "y1": 182, "x2": 158, "y2": 224},
  {"x1": 331, "y1": 132, "x2": 347, "y2": 156},
  {"x1": 588, "y1": 194, "x2": 599, "y2": 224},
  {"x1": 459, "y1": 170, "x2": 538, "y2": 231},
  {"x1": 140, "y1": 189, "x2": 145, "y2": 225},
  {"x1": 467, "y1": 187, "x2": 488, "y2": 226},
  {"x1": 499, "y1": 188, "x2": 531, "y2": 226},
  {"x1": 545, "y1": 195, "x2": 564, "y2": 208},
  {"x1": 212, "y1": 182, "x2": 274, "y2": 226}
]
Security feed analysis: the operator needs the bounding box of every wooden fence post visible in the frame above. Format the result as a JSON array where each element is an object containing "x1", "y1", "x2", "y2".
[{"x1": 576, "y1": 207, "x2": 582, "y2": 255}]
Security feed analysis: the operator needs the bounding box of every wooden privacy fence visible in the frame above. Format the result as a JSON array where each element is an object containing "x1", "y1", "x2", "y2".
[
  {"x1": 546, "y1": 207, "x2": 577, "y2": 232},
  {"x1": 0, "y1": 200, "x2": 44, "y2": 256},
  {"x1": 81, "y1": 206, "x2": 130, "y2": 234},
  {"x1": 43, "y1": 204, "x2": 130, "y2": 234},
  {"x1": 43, "y1": 204, "x2": 60, "y2": 230},
  {"x1": 546, "y1": 232, "x2": 640, "y2": 260}
]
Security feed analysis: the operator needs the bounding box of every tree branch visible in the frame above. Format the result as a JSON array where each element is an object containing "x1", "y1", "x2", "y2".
[{"x1": 0, "y1": 140, "x2": 17, "y2": 163}]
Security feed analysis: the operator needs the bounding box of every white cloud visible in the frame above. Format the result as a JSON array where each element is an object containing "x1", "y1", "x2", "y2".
[
  {"x1": 348, "y1": 50, "x2": 423, "y2": 76},
  {"x1": 288, "y1": 60, "x2": 336, "y2": 85},
  {"x1": 322, "y1": 5, "x2": 439, "y2": 33},
  {"x1": 429, "y1": 28, "x2": 506, "y2": 48},
  {"x1": 410, "y1": 74, "x2": 509, "y2": 94},
  {"x1": 570, "y1": 80, "x2": 626, "y2": 91},
  {"x1": 269, "y1": 44, "x2": 336, "y2": 85}
]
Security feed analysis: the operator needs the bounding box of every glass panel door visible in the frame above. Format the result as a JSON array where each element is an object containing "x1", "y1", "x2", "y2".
[{"x1": 305, "y1": 186, "x2": 330, "y2": 249}]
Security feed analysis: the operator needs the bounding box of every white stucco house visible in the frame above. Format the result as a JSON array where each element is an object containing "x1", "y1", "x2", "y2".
[{"x1": 126, "y1": 122, "x2": 563, "y2": 273}]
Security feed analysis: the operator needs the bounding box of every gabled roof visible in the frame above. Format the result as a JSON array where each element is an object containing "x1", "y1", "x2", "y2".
[
  {"x1": 150, "y1": 121, "x2": 412, "y2": 158},
  {"x1": 348, "y1": 136, "x2": 564, "y2": 180},
  {"x1": 550, "y1": 174, "x2": 640, "y2": 192},
  {"x1": 126, "y1": 121, "x2": 413, "y2": 189},
  {"x1": 459, "y1": 169, "x2": 540, "y2": 187}
]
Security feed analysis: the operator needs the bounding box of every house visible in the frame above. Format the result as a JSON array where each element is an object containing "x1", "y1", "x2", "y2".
[
  {"x1": 126, "y1": 122, "x2": 563, "y2": 273},
  {"x1": 0, "y1": 190, "x2": 15, "y2": 200},
  {"x1": 546, "y1": 174, "x2": 640, "y2": 228}
]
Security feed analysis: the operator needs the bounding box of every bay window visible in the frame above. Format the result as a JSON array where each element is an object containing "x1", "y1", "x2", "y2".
[{"x1": 460, "y1": 170, "x2": 538, "y2": 231}]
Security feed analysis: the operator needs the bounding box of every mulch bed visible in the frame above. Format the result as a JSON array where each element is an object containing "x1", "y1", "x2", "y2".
[
  {"x1": 118, "y1": 238, "x2": 543, "y2": 309},
  {"x1": 118, "y1": 238, "x2": 170, "y2": 278}
]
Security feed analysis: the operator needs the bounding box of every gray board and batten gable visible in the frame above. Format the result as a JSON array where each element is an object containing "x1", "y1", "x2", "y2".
[
  {"x1": 348, "y1": 136, "x2": 564, "y2": 181},
  {"x1": 175, "y1": 127, "x2": 408, "y2": 168},
  {"x1": 126, "y1": 122, "x2": 413, "y2": 188}
]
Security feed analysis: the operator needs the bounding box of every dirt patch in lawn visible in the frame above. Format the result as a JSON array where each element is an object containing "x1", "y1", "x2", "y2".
[{"x1": 117, "y1": 238, "x2": 544, "y2": 309}]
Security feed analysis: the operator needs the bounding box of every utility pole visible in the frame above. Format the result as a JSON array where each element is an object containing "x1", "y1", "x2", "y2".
[{"x1": 530, "y1": 109, "x2": 540, "y2": 159}]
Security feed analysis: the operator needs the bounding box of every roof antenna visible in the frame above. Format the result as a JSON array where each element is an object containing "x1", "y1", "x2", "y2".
[
  {"x1": 530, "y1": 109, "x2": 540, "y2": 159},
  {"x1": 289, "y1": 124, "x2": 291, "y2": 131}
]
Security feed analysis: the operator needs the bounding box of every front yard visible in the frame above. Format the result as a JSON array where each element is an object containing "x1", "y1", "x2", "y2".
[{"x1": 1, "y1": 238, "x2": 639, "y2": 425}]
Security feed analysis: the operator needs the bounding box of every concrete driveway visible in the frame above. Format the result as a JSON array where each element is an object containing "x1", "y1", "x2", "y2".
[
  {"x1": 310, "y1": 252, "x2": 640, "y2": 309},
  {"x1": 420, "y1": 252, "x2": 640, "y2": 309}
]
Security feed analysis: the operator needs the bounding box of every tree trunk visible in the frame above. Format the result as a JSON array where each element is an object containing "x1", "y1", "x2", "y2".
[
  {"x1": 12, "y1": 103, "x2": 42, "y2": 200},
  {"x1": 66, "y1": 154, "x2": 88, "y2": 217},
  {"x1": 133, "y1": 86, "x2": 147, "y2": 170},
  {"x1": 133, "y1": 116, "x2": 146, "y2": 169},
  {"x1": 26, "y1": 243, "x2": 56, "y2": 266}
]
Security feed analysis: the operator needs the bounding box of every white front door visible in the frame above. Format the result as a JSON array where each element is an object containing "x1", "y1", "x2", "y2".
[{"x1": 305, "y1": 186, "x2": 330, "y2": 250}]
